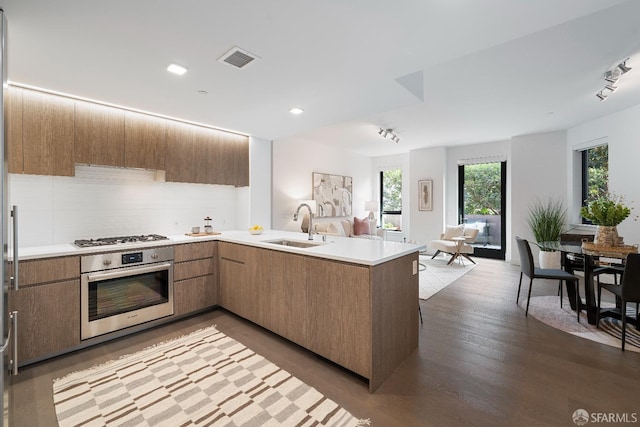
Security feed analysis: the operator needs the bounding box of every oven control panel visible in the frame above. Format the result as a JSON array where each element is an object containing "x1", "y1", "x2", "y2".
[
  {"x1": 81, "y1": 246, "x2": 174, "y2": 273},
  {"x1": 122, "y1": 252, "x2": 143, "y2": 265}
]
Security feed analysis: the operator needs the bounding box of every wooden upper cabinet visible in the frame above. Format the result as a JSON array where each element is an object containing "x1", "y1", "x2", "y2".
[
  {"x1": 7, "y1": 86, "x2": 23, "y2": 174},
  {"x1": 210, "y1": 131, "x2": 249, "y2": 186},
  {"x1": 165, "y1": 121, "x2": 196, "y2": 183},
  {"x1": 75, "y1": 101, "x2": 125, "y2": 167},
  {"x1": 21, "y1": 89, "x2": 75, "y2": 176},
  {"x1": 124, "y1": 111, "x2": 166, "y2": 170},
  {"x1": 167, "y1": 125, "x2": 250, "y2": 187}
]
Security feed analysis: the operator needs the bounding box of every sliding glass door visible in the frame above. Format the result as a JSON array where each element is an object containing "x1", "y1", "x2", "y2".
[{"x1": 458, "y1": 161, "x2": 506, "y2": 260}]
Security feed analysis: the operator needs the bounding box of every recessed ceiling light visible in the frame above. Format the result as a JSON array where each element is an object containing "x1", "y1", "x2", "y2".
[
  {"x1": 289, "y1": 107, "x2": 304, "y2": 115},
  {"x1": 167, "y1": 63, "x2": 188, "y2": 75}
]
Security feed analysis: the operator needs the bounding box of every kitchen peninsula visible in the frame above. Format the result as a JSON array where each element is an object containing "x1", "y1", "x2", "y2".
[{"x1": 12, "y1": 230, "x2": 423, "y2": 392}]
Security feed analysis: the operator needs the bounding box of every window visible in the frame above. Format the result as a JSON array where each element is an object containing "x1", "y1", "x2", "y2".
[
  {"x1": 582, "y1": 144, "x2": 608, "y2": 223},
  {"x1": 380, "y1": 169, "x2": 402, "y2": 231}
]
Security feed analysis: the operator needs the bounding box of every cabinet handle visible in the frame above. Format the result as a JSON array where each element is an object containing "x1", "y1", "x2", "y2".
[
  {"x1": 11, "y1": 205, "x2": 18, "y2": 291},
  {"x1": 220, "y1": 256, "x2": 245, "y2": 265}
]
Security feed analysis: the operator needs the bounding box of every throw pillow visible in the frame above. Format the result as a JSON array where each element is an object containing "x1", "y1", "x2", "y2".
[
  {"x1": 442, "y1": 224, "x2": 465, "y2": 240},
  {"x1": 313, "y1": 222, "x2": 331, "y2": 233},
  {"x1": 327, "y1": 222, "x2": 346, "y2": 236},
  {"x1": 353, "y1": 217, "x2": 371, "y2": 236},
  {"x1": 340, "y1": 220, "x2": 352, "y2": 237}
]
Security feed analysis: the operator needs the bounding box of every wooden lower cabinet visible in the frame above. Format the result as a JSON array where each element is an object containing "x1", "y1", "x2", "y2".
[
  {"x1": 268, "y1": 251, "x2": 308, "y2": 345},
  {"x1": 9, "y1": 280, "x2": 80, "y2": 363},
  {"x1": 217, "y1": 242, "x2": 419, "y2": 392},
  {"x1": 8, "y1": 255, "x2": 81, "y2": 364},
  {"x1": 174, "y1": 242, "x2": 216, "y2": 316},
  {"x1": 305, "y1": 258, "x2": 371, "y2": 378},
  {"x1": 174, "y1": 276, "x2": 216, "y2": 316},
  {"x1": 218, "y1": 242, "x2": 271, "y2": 325}
]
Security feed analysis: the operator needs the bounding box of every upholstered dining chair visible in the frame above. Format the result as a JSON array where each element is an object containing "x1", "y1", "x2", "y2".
[
  {"x1": 515, "y1": 237, "x2": 581, "y2": 320},
  {"x1": 597, "y1": 252, "x2": 640, "y2": 351}
]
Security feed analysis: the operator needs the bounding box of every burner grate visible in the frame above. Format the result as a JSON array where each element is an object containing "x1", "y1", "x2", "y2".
[{"x1": 74, "y1": 234, "x2": 169, "y2": 248}]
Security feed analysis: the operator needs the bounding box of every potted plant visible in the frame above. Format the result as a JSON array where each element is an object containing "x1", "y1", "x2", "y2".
[
  {"x1": 527, "y1": 198, "x2": 567, "y2": 268},
  {"x1": 580, "y1": 193, "x2": 632, "y2": 246}
]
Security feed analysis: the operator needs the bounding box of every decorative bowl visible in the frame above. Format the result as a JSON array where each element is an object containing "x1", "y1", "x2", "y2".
[{"x1": 248, "y1": 228, "x2": 263, "y2": 235}]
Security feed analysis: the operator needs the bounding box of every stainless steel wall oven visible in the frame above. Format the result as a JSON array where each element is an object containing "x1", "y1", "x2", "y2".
[{"x1": 80, "y1": 246, "x2": 174, "y2": 340}]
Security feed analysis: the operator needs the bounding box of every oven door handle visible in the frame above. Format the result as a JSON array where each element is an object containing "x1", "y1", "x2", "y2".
[{"x1": 87, "y1": 262, "x2": 172, "y2": 282}]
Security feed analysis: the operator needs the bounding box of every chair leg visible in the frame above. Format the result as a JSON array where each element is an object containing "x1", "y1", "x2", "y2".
[
  {"x1": 575, "y1": 281, "x2": 580, "y2": 323},
  {"x1": 621, "y1": 300, "x2": 627, "y2": 351},
  {"x1": 517, "y1": 272, "x2": 523, "y2": 305},
  {"x1": 559, "y1": 280, "x2": 563, "y2": 308},
  {"x1": 596, "y1": 282, "x2": 602, "y2": 328},
  {"x1": 431, "y1": 250, "x2": 441, "y2": 260},
  {"x1": 419, "y1": 305, "x2": 423, "y2": 325},
  {"x1": 525, "y1": 278, "x2": 533, "y2": 316}
]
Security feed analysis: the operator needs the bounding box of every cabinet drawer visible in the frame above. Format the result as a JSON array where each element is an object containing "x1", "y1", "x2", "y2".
[
  {"x1": 14, "y1": 256, "x2": 80, "y2": 287},
  {"x1": 175, "y1": 241, "x2": 215, "y2": 262},
  {"x1": 174, "y1": 258, "x2": 214, "y2": 281},
  {"x1": 218, "y1": 242, "x2": 249, "y2": 263}
]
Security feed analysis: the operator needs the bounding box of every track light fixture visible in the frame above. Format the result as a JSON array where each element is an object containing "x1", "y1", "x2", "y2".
[
  {"x1": 596, "y1": 58, "x2": 632, "y2": 101},
  {"x1": 618, "y1": 60, "x2": 632, "y2": 74},
  {"x1": 378, "y1": 128, "x2": 400, "y2": 143}
]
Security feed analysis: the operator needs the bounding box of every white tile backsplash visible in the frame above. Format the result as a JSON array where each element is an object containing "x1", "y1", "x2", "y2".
[{"x1": 9, "y1": 166, "x2": 243, "y2": 247}]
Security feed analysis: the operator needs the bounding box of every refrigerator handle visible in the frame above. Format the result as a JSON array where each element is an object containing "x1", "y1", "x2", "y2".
[
  {"x1": 1, "y1": 311, "x2": 17, "y2": 375},
  {"x1": 11, "y1": 205, "x2": 18, "y2": 291},
  {"x1": 11, "y1": 311, "x2": 17, "y2": 375}
]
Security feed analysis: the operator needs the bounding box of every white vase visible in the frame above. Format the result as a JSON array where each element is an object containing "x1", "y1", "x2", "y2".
[{"x1": 539, "y1": 250, "x2": 561, "y2": 269}]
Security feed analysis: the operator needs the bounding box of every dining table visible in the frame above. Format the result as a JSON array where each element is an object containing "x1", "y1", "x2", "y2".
[{"x1": 541, "y1": 241, "x2": 637, "y2": 325}]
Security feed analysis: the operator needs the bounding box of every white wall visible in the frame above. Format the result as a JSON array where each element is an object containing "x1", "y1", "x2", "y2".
[
  {"x1": 567, "y1": 103, "x2": 640, "y2": 245},
  {"x1": 511, "y1": 131, "x2": 567, "y2": 263},
  {"x1": 247, "y1": 136, "x2": 272, "y2": 229},
  {"x1": 407, "y1": 147, "x2": 446, "y2": 247},
  {"x1": 272, "y1": 138, "x2": 373, "y2": 230},
  {"x1": 9, "y1": 166, "x2": 241, "y2": 247}
]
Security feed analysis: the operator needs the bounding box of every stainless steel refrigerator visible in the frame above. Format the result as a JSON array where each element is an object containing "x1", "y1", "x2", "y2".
[{"x1": 0, "y1": 9, "x2": 13, "y2": 427}]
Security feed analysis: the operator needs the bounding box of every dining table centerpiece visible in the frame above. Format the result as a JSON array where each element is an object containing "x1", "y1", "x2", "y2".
[{"x1": 580, "y1": 193, "x2": 632, "y2": 246}]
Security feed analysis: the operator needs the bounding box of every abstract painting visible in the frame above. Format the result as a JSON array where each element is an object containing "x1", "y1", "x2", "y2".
[
  {"x1": 418, "y1": 179, "x2": 433, "y2": 211},
  {"x1": 312, "y1": 172, "x2": 352, "y2": 217}
]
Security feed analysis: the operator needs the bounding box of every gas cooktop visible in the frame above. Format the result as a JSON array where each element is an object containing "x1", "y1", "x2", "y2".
[{"x1": 74, "y1": 234, "x2": 169, "y2": 248}]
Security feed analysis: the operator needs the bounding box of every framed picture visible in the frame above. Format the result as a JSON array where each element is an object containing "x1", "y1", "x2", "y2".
[
  {"x1": 418, "y1": 180, "x2": 433, "y2": 211},
  {"x1": 312, "y1": 172, "x2": 353, "y2": 217}
]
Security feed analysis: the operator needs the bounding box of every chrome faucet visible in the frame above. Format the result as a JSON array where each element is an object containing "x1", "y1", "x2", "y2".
[{"x1": 293, "y1": 203, "x2": 315, "y2": 240}]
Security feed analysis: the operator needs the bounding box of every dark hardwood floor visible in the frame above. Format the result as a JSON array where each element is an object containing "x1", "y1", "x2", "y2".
[{"x1": 10, "y1": 258, "x2": 640, "y2": 426}]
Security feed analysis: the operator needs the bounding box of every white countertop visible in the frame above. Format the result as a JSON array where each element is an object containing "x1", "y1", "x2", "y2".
[{"x1": 13, "y1": 230, "x2": 425, "y2": 266}]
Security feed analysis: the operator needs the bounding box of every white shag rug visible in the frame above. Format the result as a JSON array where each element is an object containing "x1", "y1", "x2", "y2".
[{"x1": 419, "y1": 253, "x2": 477, "y2": 300}]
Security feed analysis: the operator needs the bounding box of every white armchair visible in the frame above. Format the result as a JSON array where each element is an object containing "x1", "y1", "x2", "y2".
[{"x1": 429, "y1": 225, "x2": 479, "y2": 265}]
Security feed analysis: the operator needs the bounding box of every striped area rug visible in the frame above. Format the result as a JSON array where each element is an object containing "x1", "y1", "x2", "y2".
[
  {"x1": 599, "y1": 317, "x2": 640, "y2": 349},
  {"x1": 53, "y1": 326, "x2": 369, "y2": 426}
]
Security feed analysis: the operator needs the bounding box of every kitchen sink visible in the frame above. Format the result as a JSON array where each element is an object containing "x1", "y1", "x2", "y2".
[{"x1": 264, "y1": 239, "x2": 325, "y2": 248}]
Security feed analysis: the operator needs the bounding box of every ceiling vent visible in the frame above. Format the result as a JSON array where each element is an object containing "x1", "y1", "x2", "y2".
[{"x1": 218, "y1": 46, "x2": 260, "y2": 69}]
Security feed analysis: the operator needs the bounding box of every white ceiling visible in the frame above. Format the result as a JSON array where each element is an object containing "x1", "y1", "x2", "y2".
[{"x1": 2, "y1": 0, "x2": 640, "y2": 157}]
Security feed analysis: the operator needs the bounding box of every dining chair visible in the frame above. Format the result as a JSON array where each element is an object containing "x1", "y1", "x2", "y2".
[
  {"x1": 515, "y1": 237, "x2": 581, "y2": 320},
  {"x1": 596, "y1": 252, "x2": 640, "y2": 351}
]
